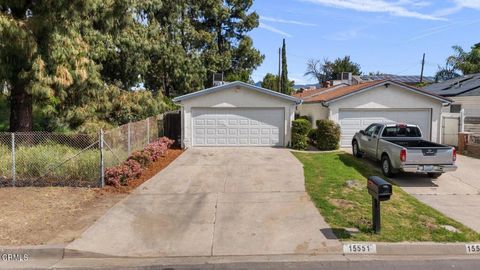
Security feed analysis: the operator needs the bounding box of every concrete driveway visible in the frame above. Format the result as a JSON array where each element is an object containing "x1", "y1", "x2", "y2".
[
  {"x1": 67, "y1": 148, "x2": 339, "y2": 257},
  {"x1": 390, "y1": 154, "x2": 480, "y2": 233}
]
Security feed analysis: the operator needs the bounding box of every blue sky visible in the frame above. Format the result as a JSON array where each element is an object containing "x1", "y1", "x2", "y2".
[{"x1": 248, "y1": 0, "x2": 480, "y2": 84}]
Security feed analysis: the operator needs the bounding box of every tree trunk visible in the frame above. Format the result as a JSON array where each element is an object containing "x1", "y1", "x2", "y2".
[{"x1": 9, "y1": 81, "x2": 33, "y2": 132}]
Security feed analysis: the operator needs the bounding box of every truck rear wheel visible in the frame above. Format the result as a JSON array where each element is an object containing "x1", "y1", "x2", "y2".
[
  {"x1": 381, "y1": 155, "x2": 395, "y2": 178},
  {"x1": 352, "y1": 141, "x2": 362, "y2": 158},
  {"x1": 427, "y1": 172, "x2": 442, "y2": 179}
]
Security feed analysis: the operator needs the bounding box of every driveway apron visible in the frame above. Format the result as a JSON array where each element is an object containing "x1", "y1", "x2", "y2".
[
  {"x1": 390, "y1": 155, "x2": 480, "y2": 233},
  {"x1": 66, "y1": 148, "x2": 339, "y2": 257}
]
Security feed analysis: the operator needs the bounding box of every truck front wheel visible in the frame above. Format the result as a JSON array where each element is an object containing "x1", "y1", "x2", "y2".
[
  {"x1": 381, "y1": 155, "x2": 395, "y2": 178},
  {"x1": 352, "y1": 141, "x2": 362, "y2": 158}
]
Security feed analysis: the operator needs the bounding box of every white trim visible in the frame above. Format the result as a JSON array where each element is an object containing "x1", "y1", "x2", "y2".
[
  {"x1": 324, "y1": 81, "x2": 451, "y2": 105},
  {"x1": 173, "y1": 81, "x2": 302, "y2": 104}
]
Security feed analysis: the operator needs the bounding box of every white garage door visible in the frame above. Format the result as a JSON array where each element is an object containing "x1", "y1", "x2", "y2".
[
  {"x1": 339, "y1": 109, "x2": 431, "y2": 147},
  {"x1": 192, "y1": 108, "x2": 284, "y2": 146}
]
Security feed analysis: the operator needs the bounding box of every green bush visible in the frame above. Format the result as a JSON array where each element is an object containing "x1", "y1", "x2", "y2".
[
  {"x1": 296, "y1": 115, "x2": 312, "y2": 125},
  {"x1": 291, "y1": 119, "x2": 311, "y2": 150},
  {"x1": 291, "y1": 133, "x2": 308, "y2": 150},
  {"x1": 315, "y1": 119, "x2": 341, "y2": 150},
  {"x1": 292, "y1": 119, "x2": 311, "y2": 136}
]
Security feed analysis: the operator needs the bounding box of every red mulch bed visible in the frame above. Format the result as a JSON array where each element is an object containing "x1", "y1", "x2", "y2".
[{"x1": 101, "y1": 148, "x2": 184, "y2": 194}]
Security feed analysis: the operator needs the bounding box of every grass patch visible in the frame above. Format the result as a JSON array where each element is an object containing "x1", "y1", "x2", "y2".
[
  {"x1": 0, "y1": 142, "x2": 100, "y2": 186},
  {"x1": 293, "y1": 151, "x2": 480, "y2": 242}
]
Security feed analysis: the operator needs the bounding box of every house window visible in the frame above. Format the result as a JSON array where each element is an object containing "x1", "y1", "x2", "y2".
[{"x1": 450, "y1": 104, "x2": 462, "y2": 113}]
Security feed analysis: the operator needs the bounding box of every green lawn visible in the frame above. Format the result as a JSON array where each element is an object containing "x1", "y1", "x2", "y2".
[{"x1": 293, "y1": 151, "x2": 480, "y2": 242}]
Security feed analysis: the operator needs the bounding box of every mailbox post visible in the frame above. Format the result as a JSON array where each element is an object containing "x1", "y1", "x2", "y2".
[{"x1": 367, "y1": 176, "x2": 392, "y2": 234}]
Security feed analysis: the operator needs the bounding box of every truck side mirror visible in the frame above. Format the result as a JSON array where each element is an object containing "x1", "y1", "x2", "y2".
[{"x1": 360, "y1": 130, "x2": 365, "y2": 135}]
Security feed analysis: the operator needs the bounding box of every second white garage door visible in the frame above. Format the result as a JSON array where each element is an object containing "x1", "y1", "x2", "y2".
[
  {"x1": 192, "y1": 108, "x2": 284, "y2": 146},
  {"x1": 339, "y1": 109, "x2": 431, "y2": 147}
]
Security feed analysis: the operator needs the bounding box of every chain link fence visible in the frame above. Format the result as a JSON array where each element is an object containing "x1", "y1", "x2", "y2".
[{"x1": 0, "y1": 114, "x2": 167, "y2": 188}]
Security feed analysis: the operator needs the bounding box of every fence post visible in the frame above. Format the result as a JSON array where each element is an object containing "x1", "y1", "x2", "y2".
[
  {"x1": 127, "y1": 122, "x2": 131, "y2": 154},
  {"x1": 11, "y1": 133, "x2": 15, "y2": 187},
  {"x1": 146, "y1": 118, "x2": 150, "y2": 145},
  {"x1": 460, "y1": 109, "x2": 465, "y2": 132},
  {"x1": 99, "y1": 129, "x2": 105, "y2": 188}
]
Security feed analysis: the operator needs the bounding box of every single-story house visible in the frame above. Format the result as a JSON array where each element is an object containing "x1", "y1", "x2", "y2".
[
  {"x1": 172, "y1": 81, "x2": 302, "y2": 148},
  {"x1": 423, "y1": 73, "x2": 480, "y2": 117},
  {"x1": 295, "y1": 80, "x2": 452, "y2": 147}
]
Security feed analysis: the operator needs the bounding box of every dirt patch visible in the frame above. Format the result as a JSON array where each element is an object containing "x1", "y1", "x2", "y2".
[
  {"x1": 0, "y1": 187, "x2": 124, "y2": 246},
  {"x1": 329, "y1": 198, "x2": 356, "y2": 210},
  {"x1": 0, "y1": 148, "x2": 184, "y2": 246}
]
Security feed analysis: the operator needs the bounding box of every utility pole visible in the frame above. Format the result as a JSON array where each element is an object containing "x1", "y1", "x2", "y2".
[
  {"x1": 278, "y1": 47, "x2": 281, "y2": 91},
  {"x1": 420, "y1": 53, "x2": 425, "y2": 83}
]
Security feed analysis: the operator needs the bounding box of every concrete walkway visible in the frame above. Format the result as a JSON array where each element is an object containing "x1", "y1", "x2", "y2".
[{"x1": 66, "y1": 148, "x2": 339, "y2": 257}]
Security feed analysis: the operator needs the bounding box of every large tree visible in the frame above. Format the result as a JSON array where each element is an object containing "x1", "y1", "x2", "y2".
[
  {"x1": 1, "y1": 0, "x2": 264, "y2": 131},
  {"x1": 261, "y1": 72, "x2": 293, "y2": 92},
  {"x1": 305, "y1": 56, "x2": 361, "y2": 85},
  {"x1": 446, "y1": 43, "x2": 480, "y2": 75}
]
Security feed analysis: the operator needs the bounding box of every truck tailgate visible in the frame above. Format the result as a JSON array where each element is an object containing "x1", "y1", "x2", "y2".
[{"x1": 405, "y1": 147, "x2": 454, "y2": 165}]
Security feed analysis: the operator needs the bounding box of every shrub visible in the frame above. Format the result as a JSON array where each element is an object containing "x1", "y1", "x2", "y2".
[
  {"x1": 128, "y1": 150, "x2": 152, "y2": 167},
  {"x1": 105, "y1": 136, "x2": 174, "y2": 187},
  {"x1": 296, "y1": 115, "x2": 312, "y2": 125},
  {"x1": 315, "y1": 119, "x2": 341, "y2": 150},
  {"x1": 292, "y1": 119, "x2": 312, "y2": 136},
  {"x1": 291, "y1": 133, "x2": 308, "y2": 150},
  {"x1": 291, "y1": 119, "x2": 311, "y2": 150}
]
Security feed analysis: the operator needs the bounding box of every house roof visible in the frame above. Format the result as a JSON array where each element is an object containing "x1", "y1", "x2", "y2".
[
  {"x1": 292, "y1": 83, "x2": 348, "y2": 99},
  {"x1": 301, "y1": 80, "x2": 452, "y2": 104},
  {"x1": 172, "y1": 81, "x2": 302, "y2": 104},
  {"x1": 423, "y1": 73, "x2": 480, "y2": 97},
  {"x1": 356, "y1": 74, "x2": 435, "y2": 84}
]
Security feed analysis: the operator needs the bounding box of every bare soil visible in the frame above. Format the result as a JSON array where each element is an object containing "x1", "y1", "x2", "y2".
[{"x1": 0, "y1": 148, "x2": 184, "y2": 246}]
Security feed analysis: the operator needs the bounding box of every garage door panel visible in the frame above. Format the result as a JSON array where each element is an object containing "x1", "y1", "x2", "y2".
[
  {"x1": 339, "y1": 109, "x2": 431, "y2": 147},
  {"x1": 192, "y1": 108, "x2": 284, "y2": 146}
]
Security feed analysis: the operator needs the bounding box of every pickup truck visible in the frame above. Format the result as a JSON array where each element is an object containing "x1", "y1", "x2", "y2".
[{"x1": 351, "y1": 123, "x2": 457, "y2": 178}]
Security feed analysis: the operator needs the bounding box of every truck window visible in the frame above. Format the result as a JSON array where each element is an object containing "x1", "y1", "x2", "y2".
[
  {"x1": 364, "y1": 124, "x2": 378, "y2": 136},
  {"x1": 382, "y1": 126, "x2": 421, "y2": 137}
]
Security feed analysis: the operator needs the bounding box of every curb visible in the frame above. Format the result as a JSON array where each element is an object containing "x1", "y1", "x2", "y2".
[
  {"x1": 1, "y1": 242, "x2": 479, "y2": 262},
  {"x1": 342, "y1": 242, "x2": 480, "y2": 256},
  {"x1": 0, "y1": 244, "x2": 65, "y2": 261}
]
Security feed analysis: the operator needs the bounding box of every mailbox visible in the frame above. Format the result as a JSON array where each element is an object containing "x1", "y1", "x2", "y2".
[
  {"x1": 367, "y1": 176, "x2": 392, "y2": 201},
  {"x1": 367, "y1": 176, "x2": 393, "y2": 234}
]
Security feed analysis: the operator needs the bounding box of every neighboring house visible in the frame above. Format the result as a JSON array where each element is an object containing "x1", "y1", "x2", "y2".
[
  {"x1": 294, "y1": 80, "x2": 452, "y2": 147},
  {"x1": 423, "y1": 73, "x2": 480, "y2": 117},
  {"x1": 354, "y1": 74, "x2": 435, "y2": 85},
  {"x1": 172, "y1": 81, "x2": 302, "y2": 148}
]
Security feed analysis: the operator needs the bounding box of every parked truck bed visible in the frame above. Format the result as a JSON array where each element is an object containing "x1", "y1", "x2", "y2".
[{"x1": 383, "y1": 139, "x2": 448, "y2": 148}]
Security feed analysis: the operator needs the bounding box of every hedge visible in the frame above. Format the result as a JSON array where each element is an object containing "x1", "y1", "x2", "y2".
[
  {"x1": 315, "y1": 119, "x2": 341, "y2": 150},
  {"x1": 291, "y1": 119, "x2": 311, "y2": 150}
]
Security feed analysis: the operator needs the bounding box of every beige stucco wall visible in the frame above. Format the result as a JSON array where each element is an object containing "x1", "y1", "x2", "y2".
[
  {"x1": 178, "y1": 86, "x2": 297, "y2": 148},
  {"x1": 297, "y1": 84, "x2": 447, "y2": 143},
  {"x1": 443, "y1": 96, "x2": 480, "y2": 116},
  {"x1": 296, "y1": 103, "x2": 329, "y2": 127}
]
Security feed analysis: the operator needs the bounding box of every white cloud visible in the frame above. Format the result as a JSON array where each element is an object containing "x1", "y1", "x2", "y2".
[
  {"x1": 408, "y1": 19, "x2": 480, "y2": 41},
  {"x1": 434, "y1": 0, "x2": 480, "y2": 16},
  {"x1": 261, "y1": 16, "x2": 317, "y2": 26},
  {"x1": 302, "y1": 0, "x2": 445, "y2": 20},
  {"x1": 454, "y1": 0, "x2": 480, "y2": 9},
  {"x1": 259, "y1": 22, "x2": 293, "y2": 37}
]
